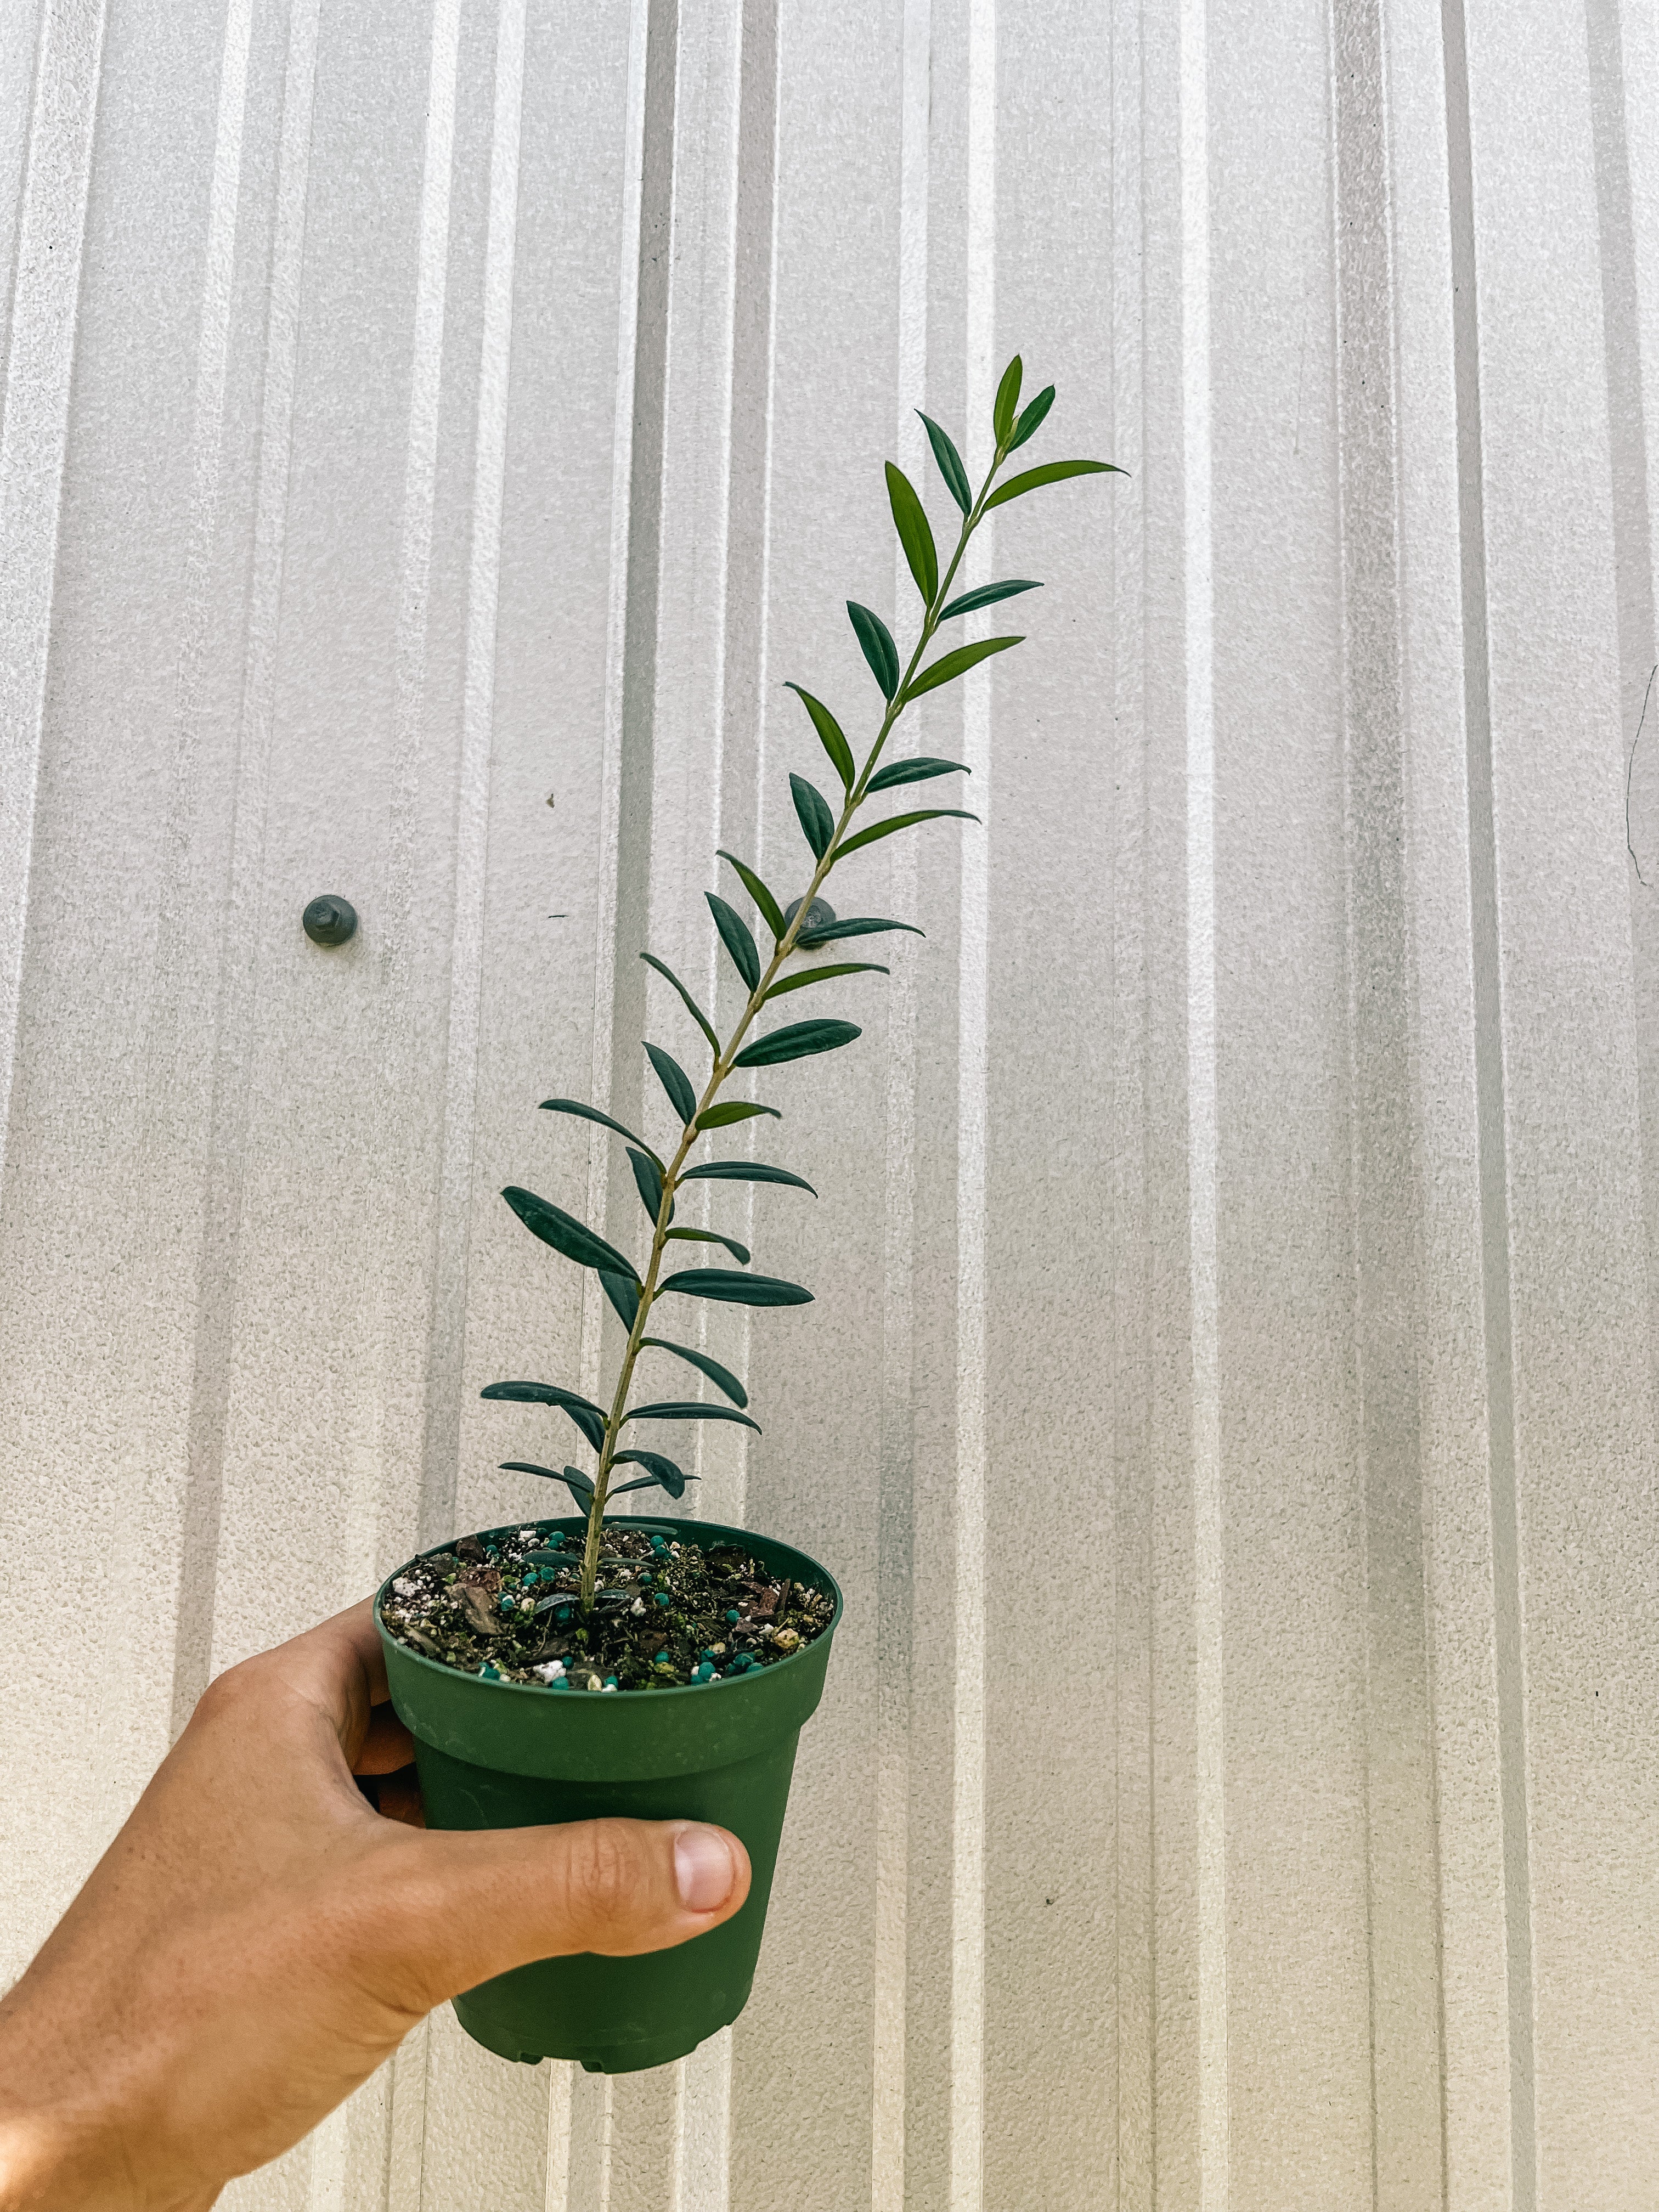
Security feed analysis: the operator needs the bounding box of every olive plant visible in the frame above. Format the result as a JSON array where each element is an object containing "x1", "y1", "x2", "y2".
[{"x1": 486, "y1": 355, "x2": 1118, "y2": 1613}]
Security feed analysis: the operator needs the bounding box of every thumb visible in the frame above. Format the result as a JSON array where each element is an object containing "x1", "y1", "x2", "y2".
[{"x1": 369, "y1": 1818, "x2": 752, "y2": 2008}]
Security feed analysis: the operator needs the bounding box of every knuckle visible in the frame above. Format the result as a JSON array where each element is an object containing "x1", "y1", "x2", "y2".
[{"x1": 563, "y1": 1821, "x2": 649, "y2": 1936}]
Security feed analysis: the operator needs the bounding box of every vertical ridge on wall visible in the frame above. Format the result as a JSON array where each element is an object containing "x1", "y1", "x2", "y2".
[
  {"x1": 949, "y1": 8, "x2": 994, "y2": 2205},
  {"x1": 173, "y1": 0, "x2": 323, "y2": 1719},
  {"x1": 421, "y1": 0, "x2": 526, "y2": 1552},
  {"x1": 873, "y1": 3, "x2": 929, "y2": 2200},
  {"x1": 578, "y1": 0, "x2": 652, "y2": 1418},
  {"x1": 1110, "y1": 0, "x2": 1157, "y2": 2199},
  {"x1": 1178, "y1": 0, "x2": 1227, "y2": 2205},
  {"x1": 1330, "y1": 0, "x2": 1449, "y2": 2199},
  {"x1": 1437, "y1": 2, "x2": 1538, "y2": 2203},
  {"x1": 0, "y1": 0, "x2": 106, "y2": 1169}
]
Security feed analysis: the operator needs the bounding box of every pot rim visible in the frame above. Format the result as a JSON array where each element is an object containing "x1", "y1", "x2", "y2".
[{"x1": 373, "y1": 1514, "x2": 843, "y2": 1699}]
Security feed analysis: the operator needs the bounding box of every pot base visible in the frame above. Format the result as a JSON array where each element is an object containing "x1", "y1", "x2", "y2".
[{"x1": 454, "y1": 1962, "x2": 754, "y2": 2074}]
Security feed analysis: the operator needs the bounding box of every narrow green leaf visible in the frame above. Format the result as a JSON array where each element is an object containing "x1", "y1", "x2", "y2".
[
  {"x1": 838, "y1": 808, "x2": 979, "y2": 859},
  {"x1": 716, "y1": 850, "x2": 787, "y2": 940},
  {"x1": 645, "y1": 1042, "x2": 698, "y2": 1126},
  {"x1": 610, "y1": 1451, "x2": 692, "y2": 1498},
  {"x1": 904, "y1": 635, "x2": 1023, "y2": 700},
  {"x1": 665, "y1": 1226, "x2": 752, "y2": 1265},
  {"x1": 696, "y1": 1100, "x2": 781, "y2": 1131},
  {"x1": 790, "y1": 772, "x2": 836, "y2": 861},
  {"x1": 503, "y1": 1186, "x2": 639, "y2": 1282},
  {"x1": 538, "y1": 1098, "x2": 662, "y2": 1170},
  {"x1": 983, "y1": 458, "x2": 1124, "y2": 511},
  {"x1": 482, "y1": 1380, "x2": 608, "y2": 1455},
  {"x1": 795, "y1": 916, "x2": 924, "y2": 947},
  {"x1": 885, "y1": 460, "x2": 939, "y2": 603},
  {"x1": 866, "y1": 755, "x2": 969, "y2": 793},
  {"x1": 600, "y1": 1271, "x2": 640, "y2": 1328},
  {"x1": 1009, "y1": 385, "x2": 1055, "y2": 449},
  {"x1": 917, "y1": 411, "x2": 972, "y2": 514},
  {"x1": 624, "y1": 1400, "x2": 761, "y2": 1432},
  {"x1": 763, "y1": 960, "x2": 889, "y2": 1000},
  {"x1": 993, "y1": 355, "x2": 1023, "y2": 443},
  {"x1": 734, "y1": 1017, "x2": 861, "y2": 1068},
  {"x1": 626, "y1": 1146, "x2": 668, "y2": 1224},
  {"x1": 848, "y1": 601, "x2": 900, "y2": 698},
  {"x1": 660, "y1": 1268, "x2": 814, "y2": 1307},
  {"x1": 640, "y1": 952, "x2": 721, "y2": 1059},
  {"x1": 936, "y1": 579, "x2": 1041, "y2": 623},
  {"x1": 500, "y1": 1461, "x2": 595, "y2": 1512},
  {"x1": 706, "y1": 892, "x2": 761, "y2": 991},
  {"x1": 784, "y1": 685, "x2": 855, "y2": 794},
  {"x1": 640, "y1": 1335, "x2": 749, "y2": 1407},
  {"x1": 681, "y1": 1160, "x2": 818, "y2": 1195}
]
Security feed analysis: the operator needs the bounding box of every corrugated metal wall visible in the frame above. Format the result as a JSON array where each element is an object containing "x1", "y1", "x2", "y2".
[{"x1": 3, "y1": 0, "x2": 1657, "y2": 2203}]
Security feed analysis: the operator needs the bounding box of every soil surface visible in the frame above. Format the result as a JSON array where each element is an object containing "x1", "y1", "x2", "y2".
[{"x1": 379, "y1": 1523, "x2": 833, "y2": 1692}]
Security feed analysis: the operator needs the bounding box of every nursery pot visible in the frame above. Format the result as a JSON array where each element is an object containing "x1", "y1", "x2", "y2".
[{"x1": 375, "y1": 1517, "x2": 840, "y2": 2075}]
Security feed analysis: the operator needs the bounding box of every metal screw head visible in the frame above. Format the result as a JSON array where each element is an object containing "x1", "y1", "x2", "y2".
[
  {"x1": 782, "y1": 895, "x2": 836, "y2": 935},
  {"x1": 302, "y1": 895, "x2": 357, "y2": 947}
]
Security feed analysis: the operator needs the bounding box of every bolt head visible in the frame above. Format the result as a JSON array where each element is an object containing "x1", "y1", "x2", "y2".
[
  {"x1": 302, "y1": 895, "x2": 358, "y2": 947},
  {"x1": 782, "y1": 895, "x2": 836, "y2": 934}
]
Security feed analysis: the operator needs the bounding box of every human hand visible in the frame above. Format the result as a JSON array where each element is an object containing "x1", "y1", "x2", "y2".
[{"x1": 0, "y1": 1600, "x2": 749, "y2": 2210}]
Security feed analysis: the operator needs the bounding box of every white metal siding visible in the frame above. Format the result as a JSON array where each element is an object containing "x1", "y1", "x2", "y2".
[{"x1": 3, "y1": 0, "x2": 1657, "y2": 2205}]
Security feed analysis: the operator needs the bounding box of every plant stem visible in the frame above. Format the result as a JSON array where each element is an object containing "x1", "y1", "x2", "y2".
[{"x1": 575, "y1": 435, "x2": 1012, "y2": 1611}]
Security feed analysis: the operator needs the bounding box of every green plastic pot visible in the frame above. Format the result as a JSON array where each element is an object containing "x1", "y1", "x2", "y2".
[{"x1": 374, "y1": 1516, "x2": 840, "y2": 2075}]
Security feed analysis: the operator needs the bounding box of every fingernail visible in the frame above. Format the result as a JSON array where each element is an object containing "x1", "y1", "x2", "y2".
[{"x1": 674, "y1": 1825, "x2": 736, "y2": 1913}]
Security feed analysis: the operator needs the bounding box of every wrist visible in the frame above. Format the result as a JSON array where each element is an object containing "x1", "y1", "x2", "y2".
[
  {"x1": 0, "y1": 2012, "x2": 213, "y2": 2212},
  {"x1": 0, "y1": 2112, "x2": 215, "y2": 2212}
]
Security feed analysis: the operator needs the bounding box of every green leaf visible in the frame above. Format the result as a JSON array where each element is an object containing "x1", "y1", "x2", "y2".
[
  {"x1": 1010, "y1": 385, "x2": 1055, "y2": 449},
  {"x1": 885, "y1": 461, "x2": 939, "y2": 603},
  {"x1": 983, "y1": 458, "x2": 1124, "y2": 511},
  {"x1": 763, "y1": 960, "x2": 888, "y2": 1000},
  {"x1": 665, "y1": 1226, "x2": 752, "y2": 1265},
  {"x1": 695, "y1": 1100, "x2": 780, "y2": 1131},
  {"x1": 866, "y1": 755, "x2": 968, "y2": 793},
  {"x1": 905, "y1": 635, "x2": 1022, "y2": 699},
  {"x1": 624, "y1": 1400, "x2": 761, "y2": 1432},
  {"x1": 716, "y1": 850, "x2": 787, "y2": 940},
  {"x1": 538, "y1": 1098, "x2": 662, "y2": 1171},
  {"x1": 610, "y1": 1451, "x2": 692, "y2": 1498},
  {"x1": 639, "y1": 952, "x2": 721, "y2": 1059},
  {"x1": 784, "y1": 685, "x2": 855, "y2": 794},
  {"x1": 917, "y1": 411, "x2": 972, "y2": 514},
  {"x1": 482, "y1": 1380, "x2": 608, "y2": 1455},
  {"x1": 600, "y1": 1271, "x2": 640, "y2": 1328},
  {"x1": 734, "y1": 1018, "x2": 861, "y2": 1068},
  {"x1": 993, "y1": 355, "x2": 1023, "y2": 443},
  {"x1": 502, "y1": 1186, "x2": 639, "y2": 1282},
  {"x1": 500, "y1": 1462, "x2": 595, "y2": 1513},
  {"x1": 795, "y1": 915, "x2": 923, "y2": 947},
  {"x1": 681, "y1": 1160, "x2": 818, "y2": 1195},
  {"x1": 640, "y1": 1335, "x2": 749, "y2": 1407},
  {"x1": 706, "y1": 892, "x2": 761, "y2": 991},
  {"x1": 645, "y1": 1042, "x2": 698, "y2": 1125},
  {"x1": 627, "y1": 1146, "x2": 668, "y2": 1224},
  {"x1": 937, "y1": 579, "x2": 1041, "y2": 622},
  {"x1": 848, "y1": 602, "x2": 900, "y2": 699},
  {"x1": 838, "y1": 808, "x2": 979, "y2": 859},
  {"x1": 660, "y1": 1268, "x2": 814, "y2": 1306},
  {"x1": 790, "y1": 773, "x2": 836, "y2": 861}
]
